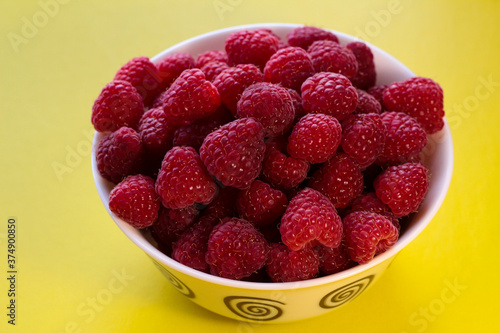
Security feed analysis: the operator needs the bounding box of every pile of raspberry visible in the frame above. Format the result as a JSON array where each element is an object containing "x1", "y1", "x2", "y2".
[{"x1": 92, "y1": 26, "x2": 445, "y2": 282}]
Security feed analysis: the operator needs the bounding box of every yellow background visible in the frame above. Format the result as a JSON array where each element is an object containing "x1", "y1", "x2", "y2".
[{"x1": 1, "y1": 0, "x2": 499, "y2": 332}]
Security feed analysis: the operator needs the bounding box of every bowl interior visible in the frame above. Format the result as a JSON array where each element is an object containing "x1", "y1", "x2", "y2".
[{"x1": 91, "y1": 23, "x2": 453, "y2": 291}]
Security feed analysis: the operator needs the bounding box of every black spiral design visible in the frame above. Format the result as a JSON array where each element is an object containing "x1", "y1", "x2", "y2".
[
  {"x1": 319, "y1": 275, "x2": 374, "y2": 309},
  {"x1": 224, "y1": 296, "x2": 285, "y2": 321},
  {"x1": 150, "y1": 259, "x2": 195, "y2": 298}
]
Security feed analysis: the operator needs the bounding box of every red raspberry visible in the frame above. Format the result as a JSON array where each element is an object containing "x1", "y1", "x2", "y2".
[
  {"x1": 199, "y1": 118, "x2": 266, "y2": 189},
  {"x1": 213, "y1": 64, "x2": 263, "y2": 115},
  {"x1": 114, "y1": 56, "x2": 162, "y2": 105},
  {"x1": 161, "y1": 68, "x2": 221, "y2": 124},
  {"x1": 317, "y1": 243, "x2": 356, "y2": 275},
  {"x1": 308, "y1": 40, "x2": 358, "y2": 81},
  {"x1": 109, "y1": 174, "x2": 159, "y2": 229},
  {"x1": 195, "y1": 50, "x2": 228, "y2": 68},
  {"x1": 354, "y1": 89, "x2": 382, "y2": 114},
  {"x1": 343, "y1": 211, "x2": 399, "y2": 264},
  {"x1": 261, "y1": 141, "x2": 310, "y2": 189},
  {"x1": 263, "y1": 46, "x2": 315, "y2": 92},
  {"x1": 378, "y1": 111, "x2": 427, "y2": 165},
  {"x1": 171, "y1": 214, "x2": 219, "y2": 272},
  {"x1": 150, "y1": 205, "x2": 200, "y2": 249},
  {"x1": 367, "y1": 84, "x2": 388, "y2": 110},
  {"x1": 91, "y1": 80, "x2": 144, "y2": 132},
  {"x1": 200, "y1": 60, "x2": 230, "y2": 82},
  {"x1": 373, "y1": 162, "x2": 429, "y2": 217},
  {"x1": 225, "y1": 29, "x2": 280, "y2": 70},
  {"x1": 287, "y1": 113, "x2": 342, "y2": 164},
  {"x1": 236, "y1": 82, "x2": 295, "y2": 137},
  {"x1": 383, "y1": 77, "x2": 445, "y2": 134},
  {"x1": 350, "y1": 192, "x2": 400, "y2": 231},
  {"x1": 301, "y1": 72, "x2": 358, "y2": 121},
  {"x1": 308, "y1": 153, "x2": 364, "y2": 209},
  {"x1": 203, "y1": 186, "x2": 239, "y2": 220},
  {"x1": 346, "y1": 41, "x2": 377, "y2": 90},
  {"x1": 206, "y1": 217, "x2": 269, "y2": 280},
  {"x1": 266, "y1": 243, "x2": 319, "y2": 282},
  {"x1": 286, "y1": 88, "x2": 307, "y2": 122},
  {"x1": 340, "y1": 113, "x2": 385, "y2": 169},
  {"x1": 156, "y1": 52, "x2": 195, "y2": 90},
  {"x1": 137, "y1": 107, "x2": 176, "y2": 158},
  {"x1": 236, "y1": 180, "x2": 288, "y2": 227},
  {"x1": 287, "y1": 26, "x2": 339, "y2": 50},
  {"x1": 96, "y1": 127, "x2": 144, "y2": 184},
  {"x1": 280, "y1": 188, "x2": 343, "y2": 251},
  {"x1": 155, "y1": 146, "x2": 217, "y2": 209}
]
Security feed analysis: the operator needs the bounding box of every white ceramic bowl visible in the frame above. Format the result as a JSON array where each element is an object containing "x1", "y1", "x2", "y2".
[{"x1": 91, "y1": 23, "x2": 454, "y2": 323}]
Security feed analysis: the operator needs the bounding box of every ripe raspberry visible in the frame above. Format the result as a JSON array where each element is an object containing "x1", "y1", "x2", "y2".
[
  {"x1": 156, "y1": 52, "x2": 195, "y2": 90},
  {"x1": 206, "y1": 217, "x2": 269, "y2": 280},
  {"x1": 287, "y1": 113, "x2": 342, "y2": 164},
  {"x1": 266, "y1": 243, "x2": 319, "y2": 282},
  {"x1": 308, "y1": 153, "x2": 364, "y2": 209},
  {"x1": 317, "y1": 243, "x2": 356, "y2": 275},
  {"x1": 195, "y1": 50, "x2": 228, "y2": 68},
  {"x1": 114, "y1": 56, "x2": 162, "y2": 105},
  {"x1": 91, "y1": 80, "x2": 144, "y2": 132},
  {"x1": 155, "y1": 146, "x2": 217, "y2": 209},
  {"x1": 200, "y1": 60, "x2": 230, "y2": 82},
  {"x1": 109, "y1": 174, "x2": 159, "y2": 229},
  {"x1": 301, "y1": 72, "x2": 358, "y2": 121},
  {"x1": 287, "y1": 26, "x2": 339, "y2": 50},
  {"x1": 263, "y1": 46, "x2": 315, "y2": 92},
  {"x1": 225, "y1": 29, "x2": 280, "y2": 70},
  {"x1": 199, "y1": 118, "x2": 266, "y2": 189},
  {"x1": 161, "y1": 68, "x2": 221, "y2": 124},
  {"x1": 350, "y1": 192, "x2": 400, "y2": 231},
  {"x1": 367, "y1": 84, "x2": 389, "y2": 110},
  {"x1": 373, "y1": 163, "x2": 429, "y2": 217},
  {"x1": 236, "y1": 180, "x2": 288, "y2": 227},
  {"x1": 341, "y1": 113, "x2": 385, "y2": 169},
  {"x1": 203, "y1": 186, "x2": 239, "y2": 220},
  {"x1": 308, "y1": 40, "x2": 358, "y2": 80},
  {"x1": 137, "y1": 107, "x2": 176, "y2": 158},
  {"x1": 261, "y1": 141, "x2": 310, "y2": 189},
  {"x1": 346, "y1": 41, "x2": 377, "y2": 90},
  {"x1": 343, "y1": 211, "x2": 399, "y2": 264},
  {"x1": 354, "y1": 89, "x2": 382, "y2": 114},
  {"x1": 236, "y1": 82, "x2": 295, "y2": 137},
  {"x1": 378, "y1": 111, "x2": 427, "y2": 165},
  {"x1": 213, "y1": 64, "x2": 263, "y2": 115},
  {"x1": 286, "y1": 88, "x2": 307, "y2": 122},
  {"x1": 383, "y1": 77, "x2": 445, "y2": 134},
  {"x1": 280, "y1": 188, "x2": 343, "y2": 251},
  {"x1": 96, "y1": 127, "x2": 143, "y2": 183},
  {"x1": 150, "y1": 205, "x2": 200, "y2": 249}
]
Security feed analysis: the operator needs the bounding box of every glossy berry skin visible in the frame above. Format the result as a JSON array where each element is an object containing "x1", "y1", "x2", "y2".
[
  {"x1": 195, "y1": 50, "x2": 228, "y2": 68},
  {"x1": 137, "y1": 107, "x2": 176, "y2": 158},
  {"x1": 350, "y1": 192, "x2": 400, "y2": 231},
  {"x1": 225, "y1": 29, "x2": 280, "y2": 70},
  {"x1": 308, "y1": 40, "x2": 358, "y2": 81},
  {"x1": 354, "y1": 89, "x2": 382, "y2": 115},
  {"x1": 317, "y1": 243, "x2": 356, "y2": 275},
  {"x1": 346, "y1": 41, "x2": 377, "y2": 90},
  {"x1": 287, "y1": 26, "x2": 339, "y2": 50},
  {"x1": 266, "y1": 243, "x2": 319, "y2": 282},
  {"x1": 150, "y1": 205, "x2": 200, "y2": 249},
  {"x1": 155, "y1": 52, "x2": 195, "y2": 90}
]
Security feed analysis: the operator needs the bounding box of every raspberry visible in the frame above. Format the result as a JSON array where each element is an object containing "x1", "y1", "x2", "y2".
[
  {"x1": 373, "y1": 163, "x2": 429, "y2": 217},
  {"x1": 308, "y1": 40, "x2": 358, "y2": 80},
  {"x1": 109, "y1": 174, "x2": 159, "y2": 229},
  {"x1": 156, "y1": 52, "x2": 195, "y2": 89},
  {"x1": 225, "y1": 29, "x2": 280, "y2": 70},
  {"x1": 114, "y1": 56, "x2": 162, "y2": 105},
  {"x1": 150, "y1": 205, "x2": 200, "y2": 249},
  {"x1": 200, "y1": 60, "x2": 230, "y2": 82},
  {"x1": 287, "y1": 26, "x2": 339, "y2": 50},
  {"x1": 236, "y1": 180, "x2": 288, "y2": 227},
  {"x1": 212, "y1": 64, "x2": 263, "y2": 115},
  {"x1": 236, "y1": 82, "x2": 295, "y2": 137},
  {"x1": 287, "y1": 113, "x2": 342, "y2": 164},
  {"x1": 383, "y1": 77, "x2": 445, "y2": 134},
  {"x1": 280, "y1": 188, "x2": 343, "y2": 251},
  {"x1": 317, "y1": 243, "x2": 356, "y2": 275},
  {"x1": 286, "y1": 88, "x2": 307, "y2": 122},
  {"x1": 96, "y1": 127, "x2": 143, "y2": 184},
  {"x1": 202, "y1": 186, "x2": 239, "y2": 220},
  {"x1": 263, "y1": 46, "x2": 315, "y2": 92},
  {"x1": 350, "y1": 192, "x2": 400, "y2": 231},
  {"x1": 161, "y1": 68, "x2": 221, "y2": 124},
  {"x1": 343, "y1": 211, "x2": 399, "y2": 264},
  {"x1": 195, "y1": 50, "x2": 228, "y2": 68},
  {"x1": 354, "y1": 89, "x2": 382, "y2": 114},
  {"x1": 367, "y1": 84, "x2": 388, "y2": 110},
  {"x1": 91, "y1": 80, "x2": 144, "y2": 132},
  {"x1": 301, "y1": 72, "x2": 358, "y2": 121},
  {"x1": 137, "y1": 107, "x2": 176, "y2": 158},
  {"x1": 261, "y1": 140, "x2": 310, "y2": 189},
  {"x1": 206, "y1": 217, "x2": 269, "y2": 280},
  {"x1": 378, "y1": 111, "x2": 427, "y2": 165},
  {"x1": 308, "y1": 153, "x2": 364, "y2": 209},
  {"x1": 346, "y1": 41, "x2": 377, "y2": 90},
  {"x1": 199, "y1": 118, "x2": 266, "y2": 189},
  {"x1": 340, "y1": 113, "x2": 385, "y2": 169},
  {"x1": 266, "y1": 243, "x2": 319, "y2": 282},
  {"x1": 155, "y1": 146, "x2": 217, "y2": 209}
]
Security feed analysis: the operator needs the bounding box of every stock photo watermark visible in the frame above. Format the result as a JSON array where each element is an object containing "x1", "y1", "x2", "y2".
[
  {"x1": 353, "y1": 0, "x2": 407, "y2": 42},
  {"x1": 213, "y1": 0, "x2": 244, "y2": 21},
  {"x1": 52, "y1": 128, "x2": 93, "y2": 182}
]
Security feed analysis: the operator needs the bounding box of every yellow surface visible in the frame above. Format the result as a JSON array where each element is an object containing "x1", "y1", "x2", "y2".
[{"x1": 1, "y1": 0, "x2": 499, "y2": 332}]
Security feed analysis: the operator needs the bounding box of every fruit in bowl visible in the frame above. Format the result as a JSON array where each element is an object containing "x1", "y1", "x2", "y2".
[{"x1": 91, "y1": 23, "x2": 453, "y2": 322}]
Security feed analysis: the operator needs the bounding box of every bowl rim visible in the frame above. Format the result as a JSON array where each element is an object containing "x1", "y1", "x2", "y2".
[{"x1": 92, "y1": 22, "x2": 454, "y2": 291}]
